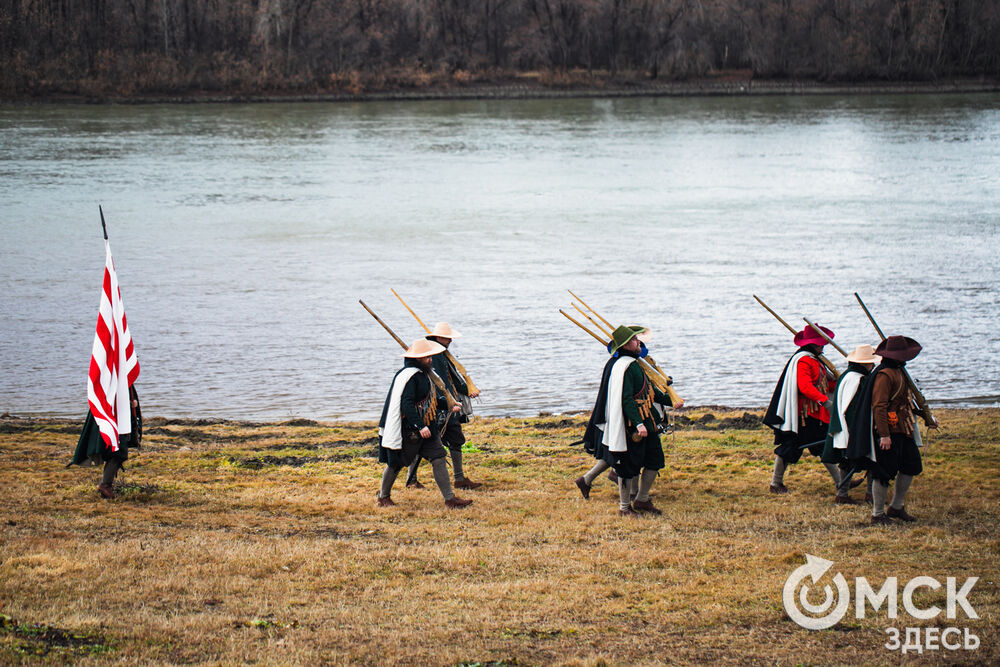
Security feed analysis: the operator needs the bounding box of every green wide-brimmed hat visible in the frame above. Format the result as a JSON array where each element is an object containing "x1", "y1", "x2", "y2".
[{"x1": 610, "y1": 325, "x2": 647, "y2": 353}]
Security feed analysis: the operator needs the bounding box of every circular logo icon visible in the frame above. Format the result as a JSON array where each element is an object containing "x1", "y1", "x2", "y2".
[{"x1": 783, "y1": 554, "x2": 850, "y2": 630}]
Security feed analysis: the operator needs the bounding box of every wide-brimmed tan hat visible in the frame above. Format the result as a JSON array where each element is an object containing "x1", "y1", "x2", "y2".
[
  {"x1": 403, "y1": 338, "x2": 446, "y2": 358},
  {"x1": 631, "y1": 325, "x2": 653, "y2": 344},
  {"x1": 846, "y1": 344, "x2": 880, "y2": 364},
  {"x1": 429, "y1": 322, "x2": 462, "y2": 339}
]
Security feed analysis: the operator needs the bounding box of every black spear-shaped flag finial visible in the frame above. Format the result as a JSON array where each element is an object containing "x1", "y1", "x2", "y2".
[{"x1": 99, "y1": 205, "x2": 108, "y2": 240}]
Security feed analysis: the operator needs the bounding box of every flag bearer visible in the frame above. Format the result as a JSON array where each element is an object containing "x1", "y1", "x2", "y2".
[
  {"x1": 377, "y1": 338, "x2": 472, "y2": 509},
  {"x1": 405, "y1": 322, "x2": 483, "y2": 490},
  {"x1": 70, "y1": 385, "x2": 142, "y2": 499}
]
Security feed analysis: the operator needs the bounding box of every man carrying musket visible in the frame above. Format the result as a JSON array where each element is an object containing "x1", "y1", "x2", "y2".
[
  {"x1": 822, "y1": 344, "x2": 880, "y2": 504},
  {"x1": 764, "y1": 324, "x2": 844, "y2": 495},
  {"x1": 846, "y1": 335, "x2": 935, "y2": 525},
  {"x1": 405, "y1": 322, "x2": 483, "y2": 490},
  {"x1": 583, "y1": 325, "x2": 674, "y2": 517},
  {"x1": 376, "y1": 338, "x2": 472, "y2": 509}
]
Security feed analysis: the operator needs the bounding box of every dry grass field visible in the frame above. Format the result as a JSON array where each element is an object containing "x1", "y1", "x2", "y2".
[{"x1": 1, "y1": 408, "x2": 997, "y2": 665}]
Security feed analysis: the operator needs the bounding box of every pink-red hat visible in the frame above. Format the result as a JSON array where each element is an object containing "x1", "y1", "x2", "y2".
[{"x1": 793, "y1": 324, "x2": 834, "y2": 347}]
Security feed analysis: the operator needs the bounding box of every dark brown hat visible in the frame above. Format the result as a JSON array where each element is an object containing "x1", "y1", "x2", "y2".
[{"x1": 875, "y1": 335, "x2": 922, "y2": 362}]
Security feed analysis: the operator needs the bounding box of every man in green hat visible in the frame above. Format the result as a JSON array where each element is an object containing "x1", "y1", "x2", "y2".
[{"x1": 582, "y1": 325, "x2": 674, "y2": 516}]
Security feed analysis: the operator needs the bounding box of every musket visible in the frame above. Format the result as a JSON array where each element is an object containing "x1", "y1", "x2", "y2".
[
  {"x1": 390, "y1": 289, "x2": 480, "y2": 396},
  {"x1": 854, "y1": 293, "x2": 937, "y2": 428},
  {"x1": 568, "y1": 290, "x2": 614, "y2": 331},
  {"x1": 359, "y1": 300, "x2": 459, "y2": 412},
  {"x1": 802, "y1": 317, "x2": 848, "y2": 358},
  {"x1": 560, "y1": 309, "x2": 682, "y2": 405},
  {"x1": 571, "y1": 302, "x2": 614, "y2": 338},
  {"x1": 752, "y1": 294, "x2": 840, "y2": 379},
  {"x1": 567, "y1": 292, "x2": 682, "y2": 403},
  {"x1": 99, "y1": 205, "x2": 109, "y2": 240}
]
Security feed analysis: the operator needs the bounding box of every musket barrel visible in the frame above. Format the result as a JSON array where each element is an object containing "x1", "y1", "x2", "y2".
[
  {"x1": 359, "y1": 300, "x2": 459, "y2": 409},
  {"x1": 392, "y1": 289, "x2": 479, "y2": 395},
  {"x1": 802, "y1": 317, "x2": 848, "y2": 358},
  {"x1": 753, "y1": 294, "x2": 798, "y2": 335},
  {"x1": 854, "y1": 292, "x2": 887, "y2": 341},
  {"x1": 360, "y1": 300, "x2": 408, "y2": 349},
  {"x1": 568, "y1": 290, "x2": 615, "y2": 331},
  {"x1": 572, "y1": 302, "x2": 614, "y2": 338},
  {"x1": 391, "y1": 288, "x2": 431, "y2": 333},
  {"x1": 853, "y1": 293, "x2": 936, "y2": 427},
  {"x1": 560, "y1": 309, "x2": 609, "y2": 346},
  {"x1": 755, "y1": 295, "x2": 840, "y2": 378}
]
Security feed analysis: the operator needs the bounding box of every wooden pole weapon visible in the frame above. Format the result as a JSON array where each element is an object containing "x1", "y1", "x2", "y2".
[
  {"x1": 802, "y1": 317, "x2": 848, "y2": 358},
  {"x1": 568, "y1": 292, "x2": 683, "y2": 404},
  {"x1": 560, "y1": 309, "x2": 682, "y2": 404},
  {"x1": 752, "y1": 294, "x2": 840, "y2": 378},
  {"x1": 854, "y1": 293, "x2": 937, "y2": 427},
  {"x1": 359, "y1": 300, "x2": 458, "y2": 411},
  {"x1": 571, "y1": 302, "x2": 614, "y2": 338},
  {"x1": 390, "y1": 289, "x2": 480, "y2": 396}
]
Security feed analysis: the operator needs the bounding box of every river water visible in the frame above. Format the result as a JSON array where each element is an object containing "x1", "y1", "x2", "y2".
[{"x1": 1, "y1": 94, "x2": 998, "y2": 419}]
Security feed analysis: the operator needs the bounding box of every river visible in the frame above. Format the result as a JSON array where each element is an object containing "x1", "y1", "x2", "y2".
[{"x1": 1, "y1": 93, "x2": 998, "y2": 419}]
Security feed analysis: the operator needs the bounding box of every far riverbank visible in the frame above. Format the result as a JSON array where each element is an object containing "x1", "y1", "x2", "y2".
[{"x1": 5, "y1": 76, "x2": 1000, "y2": 105}]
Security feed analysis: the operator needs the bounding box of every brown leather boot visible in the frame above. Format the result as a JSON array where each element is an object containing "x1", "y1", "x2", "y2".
[
  {"x1": 97, "y1": 483, "x2": 115, "y2": 499},
  {"x1": 575, "y1": 476, "x2": 591, "y2": 499},
  {"x1": 618, "y1": 506, "x2": 641, "y2": 518},
  {"x1": 769, "y1": 483, "x2": 789, "y2": 494},
  {"x1": 405, "y1": 480, "x2": 425, "y2": 489},
  {"x1": 376, "y1": 496, "x2": 396, "y2": 507},
  {"x1": 887, "y1": 506, "x2": 916, "y2": 522},
  {"x1": 454, "y1": 478, "x2": 482, "y2": 490},
  {"x1": 445, "y1": 496, "x2": 473, "y2": 508},
  {"x1": 834, "y1": 495, "x2": 862, "y2": 505},
  {"x1": 871, "y1": 515, "x2": 895, "y2": 526},
  {"x1": 632, "y1": 499, "x2": 662, "y2": 515}
]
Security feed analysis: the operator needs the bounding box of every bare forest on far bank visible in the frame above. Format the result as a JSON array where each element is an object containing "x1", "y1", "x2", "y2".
[{"x1": 3, "y1": 0, "x2": 1000, "y2": 100}]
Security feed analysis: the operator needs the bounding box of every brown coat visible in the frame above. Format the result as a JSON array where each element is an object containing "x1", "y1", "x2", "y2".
[{"x1": 871, "y1": 367, "x2": 914, "y2": 438}]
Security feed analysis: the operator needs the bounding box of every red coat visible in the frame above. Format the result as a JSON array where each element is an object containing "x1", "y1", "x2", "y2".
[{"x1": 797, "y1": 355, "x2": 834, "y2": 423}]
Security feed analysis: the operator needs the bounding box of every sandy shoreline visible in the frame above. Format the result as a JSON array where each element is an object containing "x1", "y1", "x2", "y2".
[{"x1": 5, "y1": 77, "x2": 999, "y2": 105}]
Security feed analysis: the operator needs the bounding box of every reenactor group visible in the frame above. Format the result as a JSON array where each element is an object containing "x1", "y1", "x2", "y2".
[{"x1": 72, "y1": 296, "x2": 937, "y2": 526}]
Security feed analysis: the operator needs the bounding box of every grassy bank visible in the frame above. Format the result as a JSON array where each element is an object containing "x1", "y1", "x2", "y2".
[{"x1": 1, "y1": 409, "x2": 997, "y2": 664}]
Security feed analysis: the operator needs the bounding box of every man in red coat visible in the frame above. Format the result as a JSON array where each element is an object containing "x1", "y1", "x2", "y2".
[{"x1": 763, "y1": 325, "x2": 844, "y2": 495}]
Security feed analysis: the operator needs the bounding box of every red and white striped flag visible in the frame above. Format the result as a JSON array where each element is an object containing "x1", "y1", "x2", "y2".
[{"x1": 87, "y1": 240, "x2": 140, "y2": 452}]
